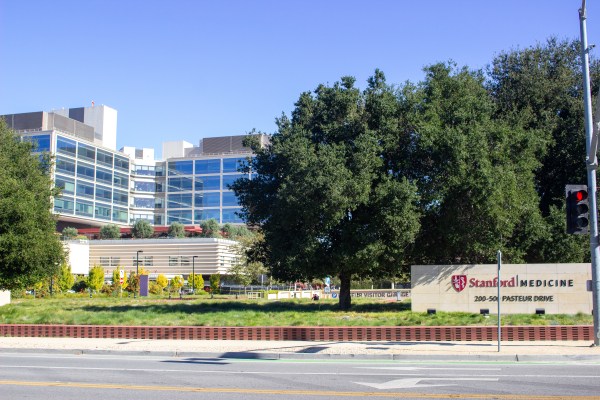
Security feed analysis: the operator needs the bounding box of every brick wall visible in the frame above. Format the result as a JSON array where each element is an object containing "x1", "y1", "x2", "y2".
[{"x1": 0, "y1": 325, "x2": 592, "y2": 341}]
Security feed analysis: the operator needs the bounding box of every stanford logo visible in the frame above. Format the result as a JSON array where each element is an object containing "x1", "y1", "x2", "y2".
[{"x1": 452, "y1": 275, "x2": 467, "y2": 292}]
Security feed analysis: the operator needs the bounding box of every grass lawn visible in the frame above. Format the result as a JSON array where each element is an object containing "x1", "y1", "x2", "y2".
[{"x1": 0, "y1": 295, "x2": 593, "y2": 327}]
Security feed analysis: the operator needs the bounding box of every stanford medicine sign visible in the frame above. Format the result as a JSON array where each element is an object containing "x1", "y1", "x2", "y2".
[{"x1": 411, "y1": 264, "x2": 592, "y2": 314}]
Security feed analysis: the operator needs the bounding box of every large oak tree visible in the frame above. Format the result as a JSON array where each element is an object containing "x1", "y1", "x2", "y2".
[{"x1": 232, "y1": 71, "x2": 420, "y2": 309}]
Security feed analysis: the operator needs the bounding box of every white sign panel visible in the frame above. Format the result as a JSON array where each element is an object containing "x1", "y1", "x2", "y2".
[{"x1": 411, "y1": 263, "x2": 592, "y2": 314}]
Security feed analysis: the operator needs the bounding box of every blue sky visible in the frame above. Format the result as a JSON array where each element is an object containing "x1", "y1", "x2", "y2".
[{"x1": 1, "y1": 1, "x2": 598, "y2": 158}]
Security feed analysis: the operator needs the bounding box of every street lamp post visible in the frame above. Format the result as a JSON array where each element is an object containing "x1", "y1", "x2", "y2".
[
  {"x1": 192, "y1": 256, "x2": 198, "y2": 294},
  {"x1": 135, "y1": 250, "x2": 143, "y2": 298}
]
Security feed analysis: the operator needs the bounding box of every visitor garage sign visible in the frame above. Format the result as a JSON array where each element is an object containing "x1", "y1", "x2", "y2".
[{"x1": 411, "y1": 263, "x2": 592, "y2": 314}]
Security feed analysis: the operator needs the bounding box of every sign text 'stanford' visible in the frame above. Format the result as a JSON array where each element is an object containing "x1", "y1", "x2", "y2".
[{"x1": 468, "y1": 276, "x2": 574, "y2": 288}]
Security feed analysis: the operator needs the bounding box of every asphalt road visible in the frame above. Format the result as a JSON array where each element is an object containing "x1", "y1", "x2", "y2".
[{"x1": 0, "y1": 351, "x2": 599, "y2": 399}]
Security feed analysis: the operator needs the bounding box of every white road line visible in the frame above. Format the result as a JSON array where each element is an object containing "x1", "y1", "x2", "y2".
[{"x1": 0, "y1": 365, "x2": 598, "y2": 379}]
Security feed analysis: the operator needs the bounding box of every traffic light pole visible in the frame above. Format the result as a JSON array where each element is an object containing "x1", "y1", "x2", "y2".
[{"x1": 579, "y1": 1, "x2": 600, "y2": 346}]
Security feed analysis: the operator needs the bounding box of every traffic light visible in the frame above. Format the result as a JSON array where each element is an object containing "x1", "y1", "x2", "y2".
[{"x1": 566, "y1": 184, "x2": 589, "y2": 235}]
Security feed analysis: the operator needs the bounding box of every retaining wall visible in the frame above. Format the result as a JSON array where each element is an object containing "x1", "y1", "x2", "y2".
[{"x1": 0, "y1": 324, "x2": 593, "y2": 341}]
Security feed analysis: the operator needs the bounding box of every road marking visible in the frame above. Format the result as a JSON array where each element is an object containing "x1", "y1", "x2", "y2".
[
  {"x1": 361, "y1": 367, "x2": 501, "y2": 371},
  {"x1": 355, "y1": 377, "x2": 498, "y2": 390},
  {"x1": 0, "y1": 380, "x2": 596, "y2": 399},
  {"x1": 0, "y1": 365, "x2": 598, "y2": 379}
]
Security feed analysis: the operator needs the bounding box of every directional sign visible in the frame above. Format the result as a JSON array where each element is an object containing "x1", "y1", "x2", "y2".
[{"x1": 119, "y1": 269, "x2": 124, "y2": 285}]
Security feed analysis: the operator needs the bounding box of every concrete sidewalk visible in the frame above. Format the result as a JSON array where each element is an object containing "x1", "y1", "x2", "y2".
[{"x1": 0, "y1": 336, "x2": 599, "y2": 361}]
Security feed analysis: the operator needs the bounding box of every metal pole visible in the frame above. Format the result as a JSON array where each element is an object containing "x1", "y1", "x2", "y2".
[
  {"x1": 135, "y1": 250, "x2": 143, "y2": 299},
  {"x1": 192, "y1": 256, "x2": 198, "y2": 294},
  {"x1": 497, "y1": 250, "x2": 501, "y2": 352},
  {"x1": 580, "y1": 1, "x2": 600, "y2": 346}
]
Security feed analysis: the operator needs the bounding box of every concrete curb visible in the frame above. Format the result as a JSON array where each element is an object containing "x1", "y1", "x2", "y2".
[{"x1": 1, "y1": 347, "x2": 599, "y2": 362}]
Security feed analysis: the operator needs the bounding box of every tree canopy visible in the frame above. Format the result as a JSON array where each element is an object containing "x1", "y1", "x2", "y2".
[
  {"x1": 401, "y1": 62, "x2": 545, "y2": 264},
  {"x1": 0, "y1": 120, "x2": 65, "y2": 290},
  {"x1": 168, "y1": 222, "x2": 185, "y2": 238},
  {"x1": 232, "y1": 71, "x2": 420, "y2": 309},
  {"x1": 131, "y1": 219, "x2": 154, "y2": 239},
  {"x1": 99, "y1": 224, "x2": 121, "y2": 239}
]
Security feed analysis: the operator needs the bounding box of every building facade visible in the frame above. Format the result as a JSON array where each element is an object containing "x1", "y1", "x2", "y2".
[
  {"x1": 88, "y1": 238, "x2": 238, "y2": 278},
  {"x1": 2, "y1": 105, "x2": 267, "y2": 230}
]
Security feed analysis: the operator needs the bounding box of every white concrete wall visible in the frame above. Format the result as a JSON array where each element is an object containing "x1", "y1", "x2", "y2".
[
  {"x1": 0, "y1": 291, "x2": 10, "y2": 306},
  {"x1": 84, "y1": 105, "x2": 117, "y2": 150},
  {"x1": 162, "y1": 141, "x2": 193, "y2": 160},
  {"x1": 411, "y1": 263, "x2": 592, "y2": 314}
]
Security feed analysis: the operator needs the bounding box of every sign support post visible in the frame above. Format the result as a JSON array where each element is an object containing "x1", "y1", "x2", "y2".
[{"x1": 497, "y1": 250, "x2": 502, "y2": 353}]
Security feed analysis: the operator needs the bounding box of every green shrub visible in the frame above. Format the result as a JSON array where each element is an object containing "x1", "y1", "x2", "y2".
[
  {"x1": 61, "y1": 227, "x2": 78, "y2": 240},
  {"x1": 100, "y1": 284, "x2": 113, "y2": 295},
  {"x1": 72, "y1": 275, "x2": 88, "y2": 292},
  {"x1": 149, "y1": 282, "x2": 163, "y2": 295}
]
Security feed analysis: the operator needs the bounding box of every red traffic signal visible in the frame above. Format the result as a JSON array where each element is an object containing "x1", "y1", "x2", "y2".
[
  {"x1": 566, "y1": 184, "x2": 589, "y2": 234},
  {"x1": 575, "y1": 190, "x2": 588, "y2": 202}
]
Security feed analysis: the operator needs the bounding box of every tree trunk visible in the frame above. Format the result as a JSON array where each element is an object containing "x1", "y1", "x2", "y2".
[{"x1": 338, "y1": 271, "x2": 352, "y2": 310}]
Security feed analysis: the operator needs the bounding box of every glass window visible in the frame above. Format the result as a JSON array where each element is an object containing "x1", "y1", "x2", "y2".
[
  {"x1": 144, "y1": 256, "x2": 153, "y2": 267},
  {"x1": 169, "y1": 256, "x2": 178, "y2": 266},
  {"x1": 100, "y1": 257, "x2": 110, "y2": 267},
  {"x1": 222, "y1": 208, "x2": 243, "y2": 223},
  {"x1": 167, "y1": 210, "x2": 192, "y2": 224},
  {"x1": 222, "y1": 174, "x2": 246, "y2": 189},
  {"x1": 168, "y1": 160, "x2": 193, "y2": 176},
  {"x1": 54, "y1": 196, "x2": 74, "y2": 214},
  {"x1": 24, "y1": 134, "x2": 51, "y2": 152},
  {"x1": 195, "y1": 192, "x2": 220, "y2": 207},
  {"x1": 195, "y1": 159, "x2": 221, "y2": 174},
  {"x1": 77, "y1": 143, "x2": 96, "y2": 162},
  {"x1": 222, "y1": 191, "x2": 239, "y2": 207},
  {"x1": 56, "y1": 157, "x2": 75, "y2": 175},
  {"x1": 113, "y1": 172, "x2": 129, "y2": 189},
  {"x1": 154, "y1": 214, "x2": 164, "y2": 225},
  {"x1": 76, "y1": 182, "x2": 94, "y2": 199},
  {"x1": 167, "y1": 193, "x2": 192, "y2": 208},
  {"x1": 194, "y1": 209, "x2": 220, "y2": 223},
  {"x1": 75, "y1": 199, "x2": 93, "y2": 217},
  {"x1": 131, "y1": 213, "x2": 153, "y2": 224},
  {"x1": 95, "y1": 204, "x2": 111, "y2": 220},
  {"x1": 222, "y1": 157, "x2": 247, "y2": 173},
  {"x1": 96, "y1": 168, "x2": 112, "y2": 185},
  {"x1": 56, "y1": 136, "x2": 76, "y2": 156},
  {"x1": 181, "y1": 256, "x2": 190, "y2": 266},
  {"x1": 155, "y1": 165, "x2": 165, "y2": 177},
  {"x1": 134, "y1": 165, "x2": 155, "y2": 176},
  {"x1": 113, "y1": 207, "x2": 128, "y2": 223},
  {"x1": 77, "y1": 162, "x2": 95, "y2": 180},
  {"x1": 134, "y1": 197, "x2": 155, "y2": 208},
  {"x1": 113, "y1": 190, "x2": 128, "y2": 206},
  {"x1": 168, "y1": 177, "x2": 193, "y2": 192},
  {"x1": 95, "y1": 185, "x2": 112, "y2": 202},
  {"x1": 134, "y1": 181, "x2": 155, "y2": 192},
  {"x1": 55, "y1": 176, "x2": 75, "y2": 195},
  {"x1": 195, "y1": 175, "x2": 220, "y2": 191},
  {"x1": 114, "y1": 155, "x2": 129, "y2": 171},
  {"x1": 96, "y1": 149, "x2": 113, "y2": 167},
  {"x1": 155, "y1": 197, "x2": 164, "y2": 208}
]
